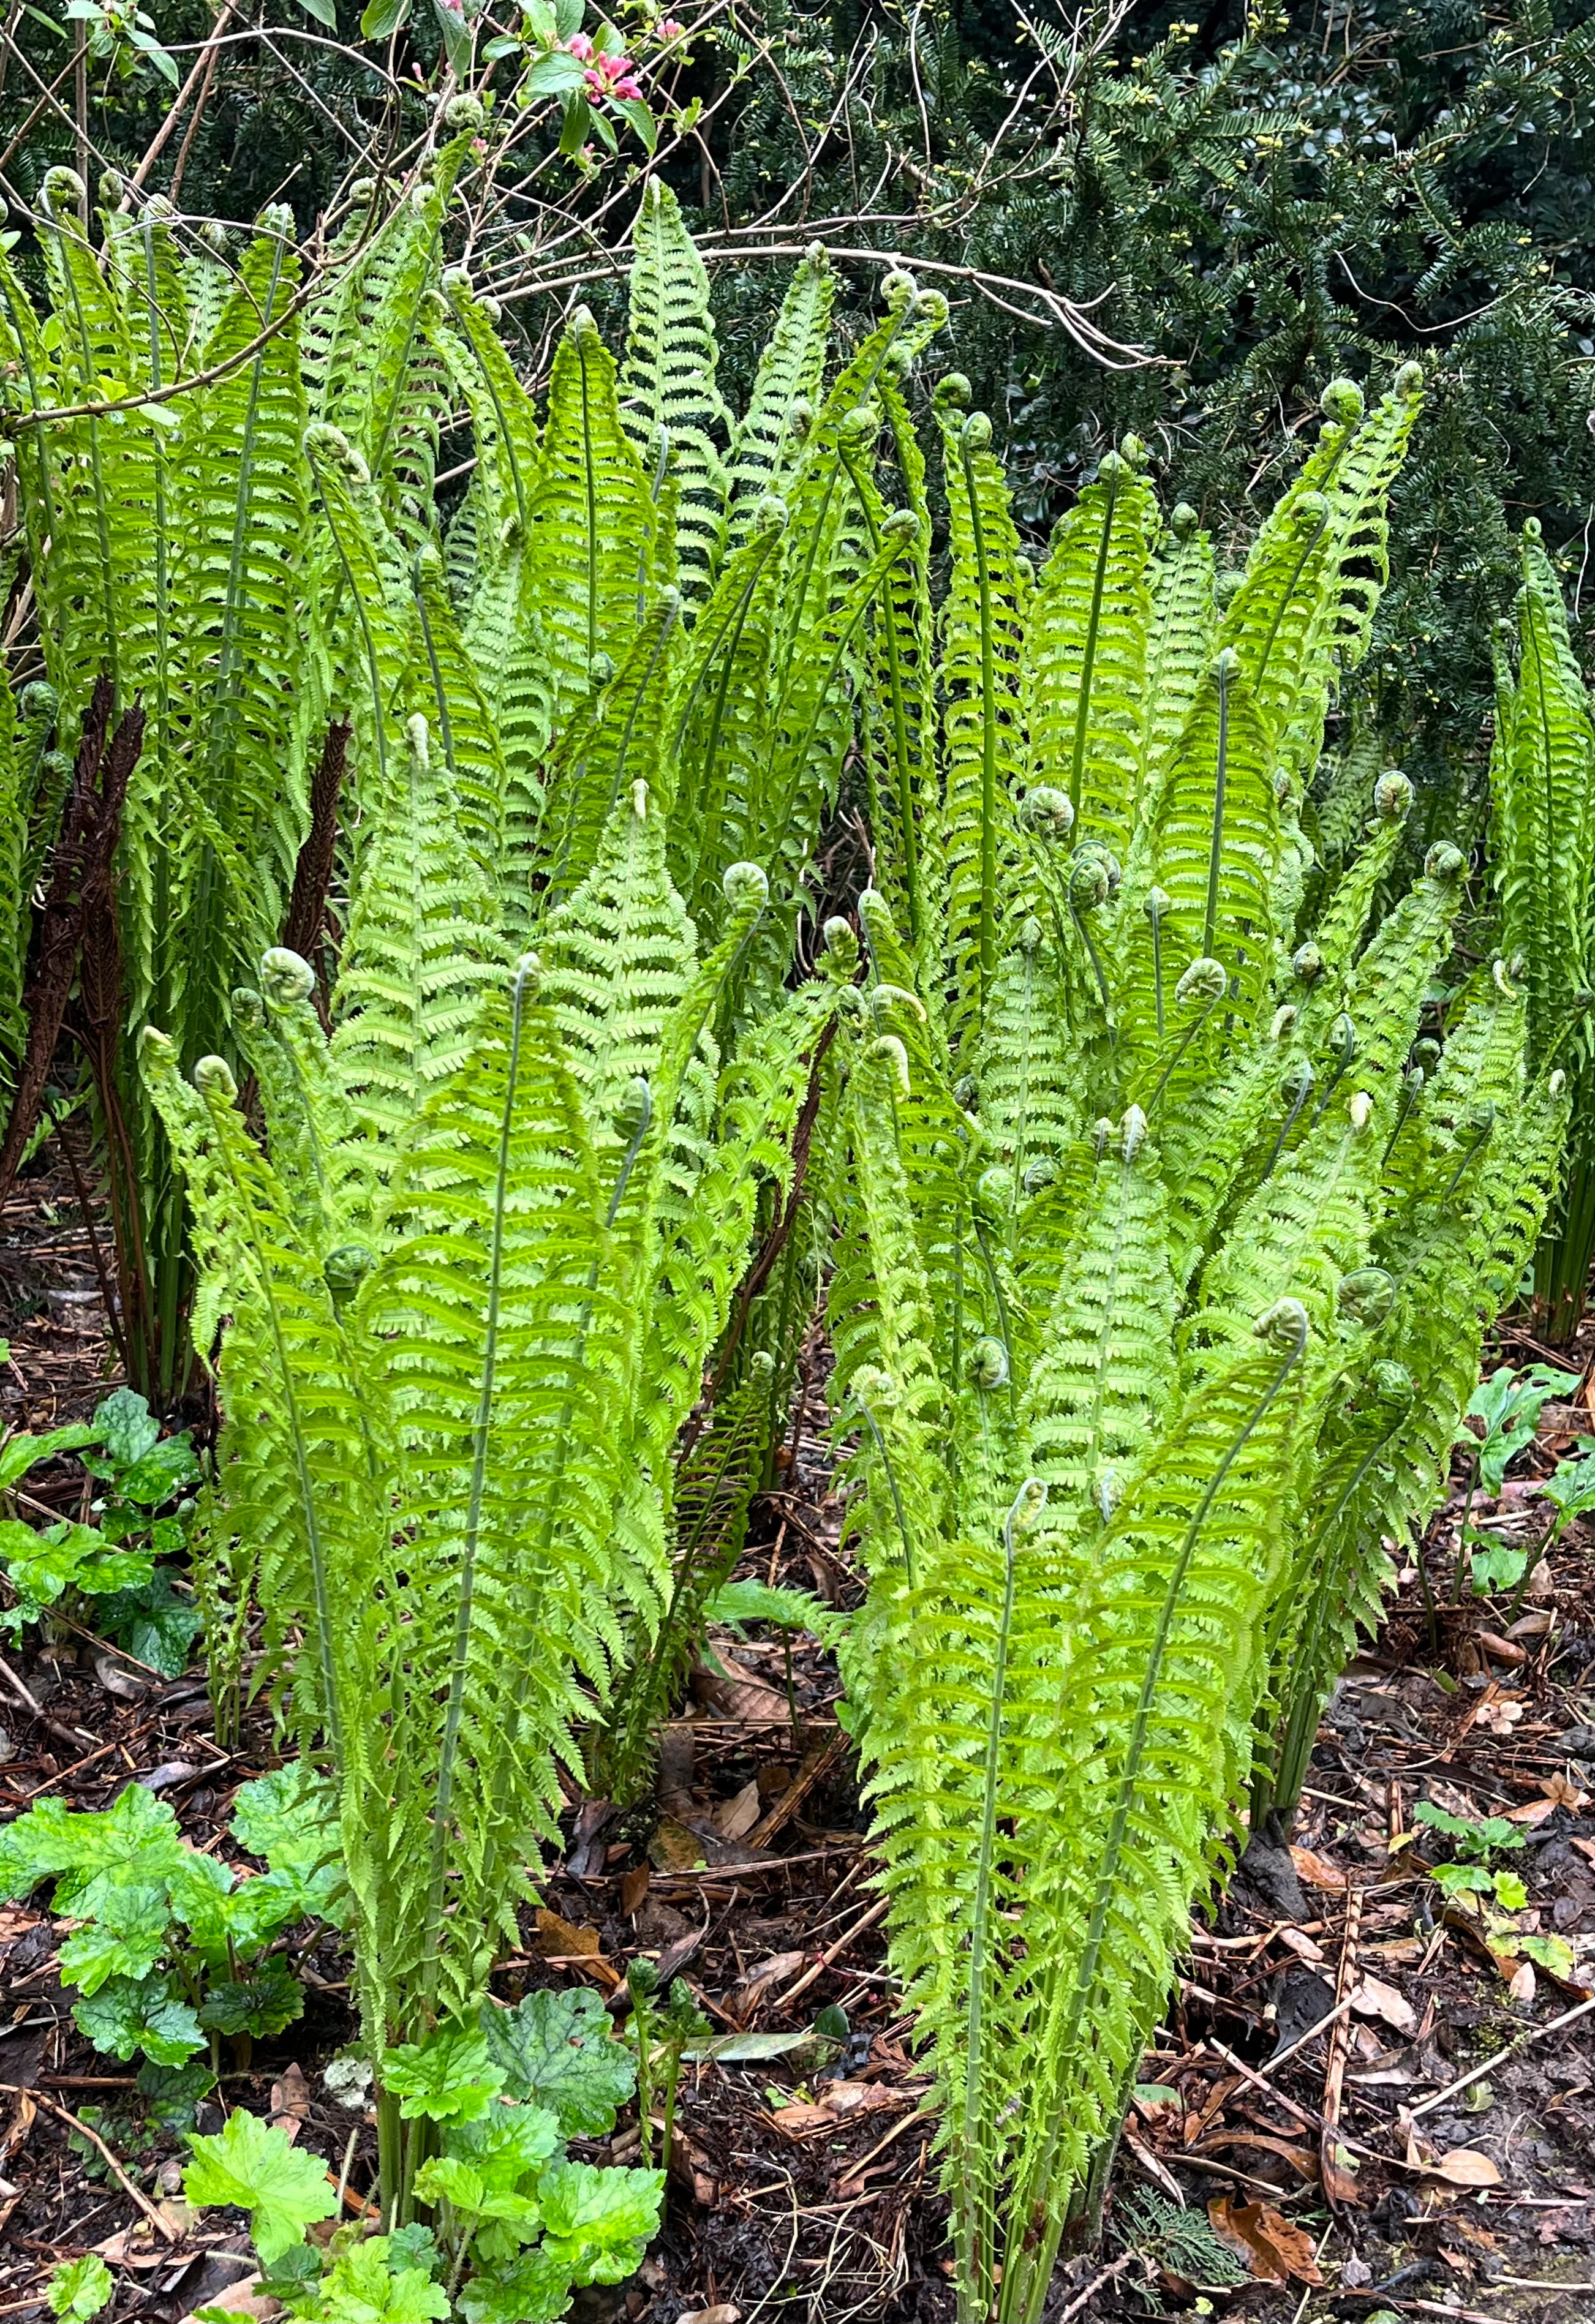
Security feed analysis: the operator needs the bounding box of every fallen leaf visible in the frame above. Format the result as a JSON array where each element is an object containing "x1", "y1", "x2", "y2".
[
  {"x1": 729, "y1": 1949, "x2": 805, "y2": 2014},
  {"x1": 1424, "y1": 2148, "x2": 1503, "y2": 2188},
  {"x1": 268, "y1": 2063, "x2": 310, "y2": 2143},
  {"x1": 1194, "y1": 2130, "x2": 1319, "y2": 2179},
  {"x1": 1351, "y1": 1972, "x2": 1417, "y2": 2034},
  {"x1": 766, "y1": 2081, "x2": 904, "y2": 2137},
  {"x1": 1504, "y1": 1798, "x2": 1559, "y2": 1826},
  {"x1": 1572, "y1": 1836, "x2": 1595, "y2": 1869},
  {"x1": 1542, "y1": 1770, "x2": 1591, "y2": 1811},
  {"x1": 1507, "y1": 1960, "x2": 1536, "y2": 2003},
  {"x1": 676, "y1": 2308, "x2": 741, "y2": 2324},
  {"x1": 690, "y1": 1659, "x2": 791, "y2": 1723},
  {"x1": 620, "y1": 1866, "x2": 650, "y2": 1914},
  {"x1": 713, "y1": 1778, "x2": 762, "y2": 1841},
  {"x1": 1289, "y1": 1845, "x2": 1347, "y2": 1890},
  {"x1": 176, "y1": 2278, "x2": 281, "y2": 2324},
  {"x1": 1474, "y1": 1631, "x2": 1527, "y2": 1666},
  {"x1": 535, "y1": 1907, "x2": 602, "y2": 1958},
  {"x1": 1207, "y1": 2195, "x2": 1325, "y2": 2285},
  {"x1": 1277, "y1": 1925, "x2": 1327, "y2": 1965},
  {"x1": 648, "y1": 1816, "x2": 709, "y2": 1873},
  {"x1": 1507, "y1": 1607, "x2": 1555, "y2": 1641}
]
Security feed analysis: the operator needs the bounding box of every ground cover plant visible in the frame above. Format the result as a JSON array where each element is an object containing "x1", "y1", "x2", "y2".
[{"x1": 0, "y1": 113, "x2": 1592, "y2": 2324}]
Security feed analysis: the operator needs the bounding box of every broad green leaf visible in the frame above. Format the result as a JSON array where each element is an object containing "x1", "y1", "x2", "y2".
[
  {"x1": 534, "y1": 2159, "x2": 664, "y2": 2284},
  {"x1": 197, "y1": 1960, "x2": 306, "y2": 2039},
  {"x1": 96, "y1": 1572, "x2": 203, "y2": 1676},
  {"x1": 184, "y1": 2110, "x2": 339, "y2": 2262},
  {"x1": 74, "y1": 1972, "x2": 205, "y2": 2065},
  {"x1": 59, "y1": 1884, "x2": 172, "y2": 1994},
  {"x1": 46, "y1": 2257, "x2": 113, "y2": 2322},
  {"x1": 91, "y1": 1387, "x2": 160, "y2": 1468},
  {"x1": 0, "y1": 1422, "x2": 99, "y2": 1491},
  {"x1": 481, "y1": 1989, "x2": 635, "y2": 2137},
  {"x1": 382, "y1": 2025, "x2": 505, "y2": 2123},
  {"x1": 116, "y1": 1434, "x2": 203, "y2": 1505},
  {"x1": 313, "y1": 2239, "x2": 450, "y2": 2324},
  {"x1": 229, "y1": 1764, "x2": 344, "y2": 1917},
  {"x1": 459, "y1": 2248, "x2": 571, "y2": 2324}
]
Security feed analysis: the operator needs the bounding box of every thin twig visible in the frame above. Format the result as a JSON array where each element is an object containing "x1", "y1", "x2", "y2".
[
  {"x1": 0, "y1": 2084, "x2": 180, "y2": 2241},
  {"x1": 1409, "y1": 1993, "x2": 1595, "y2": 2119}
]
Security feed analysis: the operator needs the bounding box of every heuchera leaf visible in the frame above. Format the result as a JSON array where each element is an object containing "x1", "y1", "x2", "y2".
[
  {"x1": 382, "y1": 2025, "x2": 505, "y2": 2123},
  {"x1": 230, "y1": 1764, "x2": 346, "y2": 1919},
  {"x1": 311, "y1": 2238, "x2": 450, "y2": 2324},
  {"x1": 45, "y1": 2255, "x2": 114, "y2": 2322},
  {"x1": 198, "y1": 1959, "x2": 306, "y2": 2039},
  {"x1": 74, "y1": 1972, "x2": 205, "y2": 2064},
  {"x1": 58, "y1": 1885, "x2": 172, "y2": 1993},
  {"x1": 96, "y1": 1571, "x2": 203, "y2": 1675},
  {"x1": 91, "y1": 1387, "x2": 160, "y2": 1468},
  {"x1": 481, "y1": 1988, "x2": 635, "y2": 2136},
  {"x1": 534, "y1": 2159, "x2": 664, "y2": 2283},
  {"x1": 184, "y1": 2110, "x2": 339, "y2": 2262}
]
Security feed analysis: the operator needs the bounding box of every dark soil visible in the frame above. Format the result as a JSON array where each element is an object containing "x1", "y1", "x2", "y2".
[{"x1": 2, "y1": 1153, "x2": 1594, "y2": 2324}]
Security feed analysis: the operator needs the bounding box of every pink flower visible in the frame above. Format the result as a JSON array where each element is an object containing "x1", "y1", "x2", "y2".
[
  {"x1": 565, "y1": 29, "x2": 592, "y2": 55},
  {"x1": 611, "y1": 72, "x2": 641, "y2": 96},
  {"x1": 584, "y1": 66, "x2": 605, "y2": 91},
  {"x1": 658, "y1": 18, "x2": 684, "y2": 35}
]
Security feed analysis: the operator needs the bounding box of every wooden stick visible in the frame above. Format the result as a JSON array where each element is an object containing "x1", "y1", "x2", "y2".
[
  {"x1": 1319, "y1": 1887, "x2": 1362, "y2": 2209},
  {"x1": 771, "y1": 1894, "x2": 890, "y2": 2011},
  {"x1": 0, "y1": 2084, "x2": 178, "y2": 2241},
  {"x1": 746, "y1": 1729, "x2": 848, "y2": 1849},
  {"x1": 1409, "y1": 1991, "x2": 1595, "y2": 2120}
]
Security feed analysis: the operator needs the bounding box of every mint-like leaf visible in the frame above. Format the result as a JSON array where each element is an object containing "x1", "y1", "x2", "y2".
[
  {"x1": 75, "y1": 1972, "x2": 204, "y2": 2064},
  {"x1": 534, "y1": 2159, "x2": 663, "y2": 2286},
  {"x1": 481, "y1": 1988, "x2": 635, "y2": 2136},
  {"x1": 315, "y1": 2239, "x2": 450, "y2": 2324},
  {"x1": 459, "y1": 2248, "x2": 571, "y2": 2324},
  {"x1": 230, "y1": 1765, "x2": 345, "y2": 1919},
  {"x1": 184, "y1": 2110, "x2": 338, "y2": 2262},
  {"x1": 59, "y1": 1884, "x2": 172, "y2": 1994},
  {"x1": 382, "y1": 2025, "x2": 505, "y2": 2123},
  {"x1": 96, "y1": 1570, "x2": 202, "y2": 1677},
  {"x1": 198, "y1": 1958, "x2": 304, "y2": 2039},
  {"x1": 92, "y1": 1387, "x2": 160, "y2": 1468},
  {"x1": 46, "y1": 2255, "x2": 113, "y2": 2321}
]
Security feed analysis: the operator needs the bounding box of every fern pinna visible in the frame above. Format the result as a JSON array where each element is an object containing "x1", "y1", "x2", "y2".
[{"x1": 824, "y1": 372, "x2": 1565, "y2": 2322}]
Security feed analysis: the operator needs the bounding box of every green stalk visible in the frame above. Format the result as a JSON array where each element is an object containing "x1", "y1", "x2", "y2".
[
  {"x1": 1201, "y1": 655, "x2": 1231, "y2": 962},
  {"x1": 421, "y1": 956, "x2": 534, "y2": 2013},
  {"x1": 1067, "y1": 462, "x2": 1121, "y2": 818},
  {"x1": 962, "y1": 435, "x2": 1000, "y2": 1015},
  {"x1": 957, "y1": 1479, "x2": 1045, "y2": 2323}
]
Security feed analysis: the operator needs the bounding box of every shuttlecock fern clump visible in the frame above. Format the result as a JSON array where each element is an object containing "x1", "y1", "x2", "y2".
[
  {"x1": 1487, "y1": 521, "x2": 1595, "y2": 1340},
  {"x1": 142, "y1": 769, "x2": 855, "y2": 2216},
  {"x1": 0, "y1": 143, "x2": 945, "y2": 1395},
  {"x1": 821, "y1": 369, "x2": 1566, "y2": 2322}
]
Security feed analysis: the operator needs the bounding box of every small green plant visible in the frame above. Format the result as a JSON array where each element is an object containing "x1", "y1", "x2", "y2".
[
  {"x1": 0, "y1": 1768, "x2": 340, "y2": 2084},
  {"x1": 0, "y1": 1386, "x2": 202, "y2": 1674},
  {"x1": 45, "y1": 2256, "x2": 115, "y2": 2323},
  {"x1": 1452, "y1": 1363, "x2": 1575, "y2": 1600},
  {"x1": 1414, "y1": 1799, "x2": 1528, "y2": 1907},
  {"x1": 623, "y1": 1961, "x2": 711, "y2": 2169},
  {"x1": 181, "y1": 1991, "x2": 662, "y2": 2324}
]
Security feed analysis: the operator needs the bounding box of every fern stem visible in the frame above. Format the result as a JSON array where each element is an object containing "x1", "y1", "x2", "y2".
[
  {"x1": 962, "y1": 435, "x2": 1001, "y2": 1017},
  {"x1": 1068, "y1": 462, "x2": 1120, "y2": 819},
  {"x1": 959, "y1": 1480, "x2": 1045, "y2": 2322},
  {"x1": 1201, "y1": 655, "x2": 1230, "y2": 961},
  {"x1": 421, "y1": 955, "x2": 535, "y2": 2017}
]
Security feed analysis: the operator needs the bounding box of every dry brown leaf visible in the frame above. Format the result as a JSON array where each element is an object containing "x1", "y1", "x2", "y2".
[
  {"x1": 1507, "y1": 1606, "x2": 1555, "y2": 1640},
  {"x1": 1504, "y1": 1797, "x2": 1559, "y2": 1826},
  {"x1": 1351, "y1": 1972, "x2": 1417, "y2": 2034},
  {"x1": 535, "y1": 1907, "x2": 602, "y2": 1958},
  {"x1": 730, "y1": 1950, "x2": 805, "y2": 2013},
  {"x1": 1424, "y1": 2147, "x2": 1503, "y2": 2188},
  {"x1": 177, "y1": 2278, "x2": 281, "y2": 2324},
  {"x1": 1474, "y1": 1631, "x2": 1528, "y2": 1666},
  {"x1": 1289, "y1": 1845, "x2": 1347, "y2": 1890},
  {"x1": 690, "y1": 1660, "x2": 791, "y2": 1723},
  {"x1": 1194, "y1": 2130, "x2": 1319, "y2": 2179},
  {"x1": 268, "y1": 2063, "x2": 310, "y2": 2145},
  {"x1": 712, "y1": 1778, "x2": 762, "y2": 1841},
  {"x1": 676, "y1": 2307, "x2": 741, "y2": 2324},
  {"x1": 1507, "y1": 1960, "x2": 1536, "y2": 2004},
  {"x1": 0, "y1": 1906, "x2": 41, "y2": 1944},
  {"x1": 1542, "y1": 1771, "x2": 1590, "y2": 1811},
  {"x1": 648, "y1": 1817, "x2": 709, "y2": 1872},
  {"x1": 619, "y1": 1865, "x2": 650, "y2": 1914},
  {"x1": 1572, "y1": 1835, "x2": 1595, "y2": 1869},
  {"x1": 766, "y1": 2082, "x2": 902, "y2": 2137},
  {"x1": 1207, "y1": 2195, "x2": 1325, "y2": 2285},
  {"x1": 1277, "y1": 1926, "x2": 1327, "y2": 1965}
]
